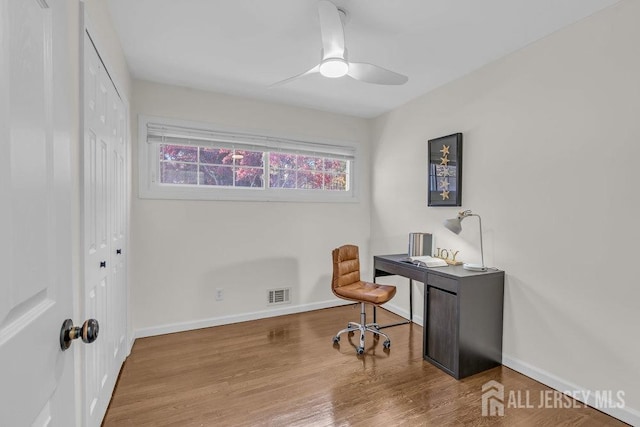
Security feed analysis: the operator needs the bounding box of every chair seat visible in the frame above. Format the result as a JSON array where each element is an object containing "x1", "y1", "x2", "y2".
[{"x1": 333, "y1": 281, "x2": 396, "y2": 305}]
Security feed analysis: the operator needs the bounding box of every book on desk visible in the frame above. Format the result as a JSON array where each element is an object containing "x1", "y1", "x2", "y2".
[{"x1": 406, "y1": 255, "x2": 448, "y2": 268}]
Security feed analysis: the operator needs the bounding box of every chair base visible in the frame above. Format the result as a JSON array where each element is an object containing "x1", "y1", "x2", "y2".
[{"x1": 332, "y1": 303, "x2": 391, "y2": 354}]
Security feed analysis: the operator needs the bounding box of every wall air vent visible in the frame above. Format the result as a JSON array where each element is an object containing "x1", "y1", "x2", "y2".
[{"x1": 268, "y1": 288, "x2": 291, "y2": 305}]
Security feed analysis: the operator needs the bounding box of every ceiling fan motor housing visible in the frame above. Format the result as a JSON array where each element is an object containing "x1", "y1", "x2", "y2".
[
  {"x1": 319, "y1": 48, "x2": 349, "y2": 78},
  {"x1": 320, "y1": 57, "x2": 349, "y2": 78}
]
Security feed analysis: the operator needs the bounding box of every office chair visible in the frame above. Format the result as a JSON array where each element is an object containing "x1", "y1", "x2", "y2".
[{"x1": 331, "y1": 244, "x2": 397, "y2": 355}]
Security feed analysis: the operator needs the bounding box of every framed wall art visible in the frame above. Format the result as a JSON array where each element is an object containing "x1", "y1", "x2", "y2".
[{"x1": 427, "y1": 133, "x2": 462, "y2": 207}]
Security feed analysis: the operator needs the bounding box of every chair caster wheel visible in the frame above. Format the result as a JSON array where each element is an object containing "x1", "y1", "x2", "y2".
[
  {"x1": 332, "y1": 336, "x2": 340, "y2": 344},
  {"x1": 356, "y1": 347, "x2": 364, "y2": 355},
  {"x1": 383, "y1": 340, "x2": 391, "y2": 349}
]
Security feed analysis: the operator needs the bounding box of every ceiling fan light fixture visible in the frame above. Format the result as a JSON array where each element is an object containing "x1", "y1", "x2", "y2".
[
  {"x1": 319, "y1": 58, "x2": 348, "y2": 78},
  {"x1": 270, "y1": 1, "x2": 407, "y2": 87}
]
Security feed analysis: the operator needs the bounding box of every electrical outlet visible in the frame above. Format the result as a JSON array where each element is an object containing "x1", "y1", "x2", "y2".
[{"x1": 215, "y1": 288, "x2": 224, "y2": 301}]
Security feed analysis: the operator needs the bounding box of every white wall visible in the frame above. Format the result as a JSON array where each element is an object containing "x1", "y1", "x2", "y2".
[
  {"x1": 131, "y1": 80, "x2": 371, "y2": 335},
  {"x1": 371, "y1": 0, "x2": 639, "y2": 423}
]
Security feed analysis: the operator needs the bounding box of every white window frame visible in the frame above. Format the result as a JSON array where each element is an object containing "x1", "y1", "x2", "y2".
[{"x1": 138, "y1": 115, "x2": 359, "y2": 202}]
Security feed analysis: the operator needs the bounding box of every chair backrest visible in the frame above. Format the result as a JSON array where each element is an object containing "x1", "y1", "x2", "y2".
[{"x1": 332, "y1": 245, "x2": 361, "y2": 291}]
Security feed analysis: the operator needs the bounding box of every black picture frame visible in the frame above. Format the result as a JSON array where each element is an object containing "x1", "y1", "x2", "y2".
[{"x1": 428, "y1": 133, "x2": 462, "y2": 207}]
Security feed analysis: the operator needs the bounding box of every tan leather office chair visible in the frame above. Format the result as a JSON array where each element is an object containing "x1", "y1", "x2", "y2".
[{"x1": 331, "y1": 244, "x2": 397, "y2": 355}]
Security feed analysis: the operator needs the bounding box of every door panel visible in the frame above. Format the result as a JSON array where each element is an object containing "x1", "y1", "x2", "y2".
[
  {"x1": 82, "y1": 31, "x2": 128, "y2": 427},
  {"x1": 111, "y1": 86, "x2": 127, "y2": 358},
  {"x1": 83, "y1": 35, "x2": 111, "y2": 425},
  {"x1": 427, "y1": 286, "x2": 457, "y2": 372},
  {"x1": 87, "y1": 129, "x2": 98, "y2": 254},
  {"x1": 0, "y1": 0, "x2": 74, "y2": 425}
]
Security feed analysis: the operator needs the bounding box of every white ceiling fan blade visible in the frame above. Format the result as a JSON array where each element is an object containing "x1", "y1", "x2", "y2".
[
  {"x1": 347, "y1": 62, "x2": 408, "y2": 85},
  {"x1": 318, "y1": 0, "x2": 345, "y2": 59},
  {"x1": 269, "y1": 65, "x2": 320, "y2": 88}
]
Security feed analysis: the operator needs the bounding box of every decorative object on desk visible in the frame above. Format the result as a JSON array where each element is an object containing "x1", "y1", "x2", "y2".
[
  {"x1": 408, "y1": 232, "x2": 432, "y2": 256},
  {"x1": 443, "y1": 210, "x2": 487, "y2": 271},
  {"x1": 428, "y1": 133, "x2": 462, "y2": 207},
  {"x1": 434, "y1": 248, "x2": 463, "y2": 266}
]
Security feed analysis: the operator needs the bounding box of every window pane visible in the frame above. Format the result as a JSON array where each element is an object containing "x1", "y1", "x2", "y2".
[
  {"x1": 160, "y1": 144, "x2": 198, "y2": 162},
  {"x1": 235, "y1": 150, "x2": 264, "y2": 167},
  {"x1": 299, "y1": 155, "x2": 322, "y2": 171},
  {"x1": 161, "y1": 162, "x2": 198, "y2": 184},
  {"x1": 296, "y1": 171, "x2": 323, "y2": 189},
  {"x1": 269, "y1": 169, "x2": 295, "y2": 188},
  {"x1": 200, "y1": 147, "x2": 232, "y2": 165},
  {"x1": 325, "y1": 173, "x2": 347, "y2": 191},
  {"x1": 235, "y1": 167, "x2": 264, "y2": 188},
  {"x1": 269, "y1": 153, "x2": 297, "y2": 170},
  {"x1": 200, "y1": 165, "x2": 233, "y2": 186},
  {"x1": 324, "y1": 158, "x2": 347, "y2": 173}
]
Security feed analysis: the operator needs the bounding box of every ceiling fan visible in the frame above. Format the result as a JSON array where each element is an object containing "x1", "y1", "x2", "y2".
[{"x1": 271, "y1": 0, "x2": 408, "y2": 87}]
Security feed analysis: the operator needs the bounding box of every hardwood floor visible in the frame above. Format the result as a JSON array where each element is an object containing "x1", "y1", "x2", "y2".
[{"x1": 103, "y1": 306, "x2": 626, "y2": 426}]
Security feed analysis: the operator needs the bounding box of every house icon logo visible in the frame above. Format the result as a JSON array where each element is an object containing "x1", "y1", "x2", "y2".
[{"x1": 482, "y1": 380, "x2": 505, "y2": 416}]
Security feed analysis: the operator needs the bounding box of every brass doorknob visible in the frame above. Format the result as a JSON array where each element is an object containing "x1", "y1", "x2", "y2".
[{"x1": 60, "y1": 318, "x2": 99, "y2": 351}]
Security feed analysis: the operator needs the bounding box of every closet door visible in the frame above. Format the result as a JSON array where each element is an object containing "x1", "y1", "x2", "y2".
[
  {"x1": 110, "y1": 82, "x2": 127, "y2": 367},
  {"x1": 82, "y1": 31, "x2": 128, "y2": 427}
]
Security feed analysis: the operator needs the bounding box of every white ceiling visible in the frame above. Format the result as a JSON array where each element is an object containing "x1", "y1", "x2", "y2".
[{"x1": 107, "y1": 0, "x2": 619, "y2": 118}]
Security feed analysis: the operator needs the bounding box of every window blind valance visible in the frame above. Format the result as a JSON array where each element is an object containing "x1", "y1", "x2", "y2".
[{"x1": 146, "y1": 123, "x2": 355, "y2": 160}]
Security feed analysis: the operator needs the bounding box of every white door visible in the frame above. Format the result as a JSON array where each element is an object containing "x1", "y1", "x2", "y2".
[
  {"x1": 82, "y1": 32, "x2": 128, "y2": 427},
  {"x1": 108, "y1": 69, "x2": 128, "y2": 374},
  {"x1": 0, "y1": 0, "x2": 76, "y2": 425}
]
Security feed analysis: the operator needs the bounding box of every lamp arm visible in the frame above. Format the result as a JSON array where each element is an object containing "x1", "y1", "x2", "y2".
[
  {"x1": 477, "y1": 214, "x2": 485, "y2": 268},
  {"x1": 460, "y1": 211, "x2": 485, "y2": 268}
]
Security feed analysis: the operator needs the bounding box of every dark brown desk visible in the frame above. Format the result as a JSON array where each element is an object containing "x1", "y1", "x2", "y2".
[{"x1": 373, "y1": 254, "x2": 505, "y2": 379}]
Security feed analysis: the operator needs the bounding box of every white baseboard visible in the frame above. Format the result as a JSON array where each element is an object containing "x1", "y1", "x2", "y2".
[
  {"x1": 134, "y1": 299, "x2": 352, "y2": 339},
  {"x1": 127, "y1": 335, "x2": 135, "y2": 355},
  {"x1": 503, "y1": 354, "x2": 639, "y2": 426}
]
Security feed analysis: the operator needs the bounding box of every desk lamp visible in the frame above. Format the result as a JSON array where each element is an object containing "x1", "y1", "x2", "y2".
[{"x1": 443, "y1": 210, "x2": 487, "y2": 271}]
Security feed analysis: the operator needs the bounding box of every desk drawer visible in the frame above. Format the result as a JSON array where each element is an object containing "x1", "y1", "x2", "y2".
[
  {"x1": 374, "y1": 258, "x2": 426, "y2": 282},
  {"x1": 427, "y1": 273, "x2": 458, "y2": 293}
]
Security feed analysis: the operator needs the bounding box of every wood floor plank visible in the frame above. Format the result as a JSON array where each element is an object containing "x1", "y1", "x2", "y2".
[{"x1": 103, "y1": 306, "x2": 626, "y2": 426}]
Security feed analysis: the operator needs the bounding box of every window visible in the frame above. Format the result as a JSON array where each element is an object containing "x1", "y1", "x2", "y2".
[
  {"x1": 159, "y1": 145, "x2": 265, "y2": 188},
  {"x1": 139, "y1": 116, "x2": 357, "y2": 202}
]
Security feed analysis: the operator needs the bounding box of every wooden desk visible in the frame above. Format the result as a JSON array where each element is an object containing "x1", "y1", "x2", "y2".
[{"x1": 373, "y1": 254, "x2": 505, "y2": 379}]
